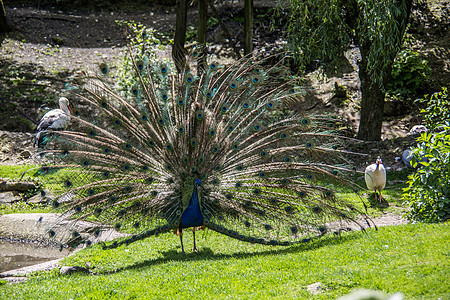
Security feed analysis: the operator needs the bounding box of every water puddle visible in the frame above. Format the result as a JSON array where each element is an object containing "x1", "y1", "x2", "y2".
[{"x1": 0, "y1": 240, "x2": 70, "y2": 273}]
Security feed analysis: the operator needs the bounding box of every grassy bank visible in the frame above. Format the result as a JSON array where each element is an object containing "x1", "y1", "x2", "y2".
[
  {"x1": 0, "y1": 164, "x2": 412, "y2": 218},
  {"x1": 1, "y1": 223, "x2": 449, "y2": 299}
]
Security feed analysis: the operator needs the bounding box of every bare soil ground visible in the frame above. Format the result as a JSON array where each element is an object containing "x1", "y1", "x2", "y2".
[{"x1": 0, "y1": 1, "x2": 448, "y2": 168}]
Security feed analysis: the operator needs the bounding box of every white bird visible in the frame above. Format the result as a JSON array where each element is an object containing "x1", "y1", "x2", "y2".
[
  {"x1": 365, "y1": 156, "x2": 386, "y2": 202},
  {"x1": 35, "y1": 97, "x2": 72, "y2": 148},
  {"x1": 402, "y1": 149, "x2": 428, "y2": 169}
]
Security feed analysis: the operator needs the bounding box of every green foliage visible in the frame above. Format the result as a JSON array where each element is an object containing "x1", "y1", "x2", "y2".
[
  {"x1": 358, "y1": 0, "x2": 411, "y2": 85},
  {"x1": 387, "y1": 49, "x2": 431, "y2": 97},
  {"x1": 281, "y1": 0, "x2": 410, "y2": 85},
  {"x1": 416, "y1": 87, "x2": 449, "y2": 130},
  {"x1": 0, "y1": 201, "x2": 50, "y2": 215},
  {"x1": 0, "y1": 224, "x2": 448, "y2": 299},
  {"x1": 280, "y1": 0, "x2": 350, "y2": 71},
  {"x1": 185, "y1": 26, "x2": 197, "y2": 42},
  {"x1": 115, "y1": 20, "x2": 169, "y2": 95},
  {"x1": 403, "y1": 124, "x2": 450, "y2": 223},
  {"x1": 0, "y1": 164, "x2": 39, "y2": 179},
  {"x1": 207, "y1": 16, "x2": 219, "y2": 29},
  {"x1": 0, "y1": 164, "x2": 95, "y2": 200}
]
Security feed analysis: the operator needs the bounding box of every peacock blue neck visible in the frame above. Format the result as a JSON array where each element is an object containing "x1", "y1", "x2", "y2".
[{"x1": 180, "y1": 179, "x2": 204, "y2": 228}]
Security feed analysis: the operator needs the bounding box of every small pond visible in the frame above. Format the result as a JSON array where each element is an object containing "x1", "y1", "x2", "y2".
[{"x1": 0, "y1": 240, "x2": 70, "y2": 273}]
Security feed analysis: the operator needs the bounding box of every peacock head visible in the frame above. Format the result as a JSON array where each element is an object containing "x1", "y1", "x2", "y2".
[{"x1": 376, "y1": 156, "x2": 383, "y2": 165}]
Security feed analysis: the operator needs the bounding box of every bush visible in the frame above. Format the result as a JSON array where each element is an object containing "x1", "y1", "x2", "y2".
[
  {"x1": 387, "y1": 49, "x2": 431, "y2": 98},
  {"x1": 416, "y1": 87, "x2": 449, "y2": 130},
  {"x1": 403, "y1": 123, "x2": 450, "y2": 222},
  {"x1": 115, "y1": 21, "x2": 169, "y2": 96}
]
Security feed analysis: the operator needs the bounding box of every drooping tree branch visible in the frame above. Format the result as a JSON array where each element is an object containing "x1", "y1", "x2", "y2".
[{"x1": 284, "y1": 0, "x2": 413, "y2": 140}]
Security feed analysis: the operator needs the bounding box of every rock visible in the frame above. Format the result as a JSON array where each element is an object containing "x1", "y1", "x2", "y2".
[
  {"x1": 383, "y1": 99, "x2": 410, "y2": 117},
  {"x1": 52, "y1": 36, "x2": 64, "y2": 45},
  {"x1": 0, "y1": 192, "x2": 19, "y2": 203},
  {"x1": 0, "y1": 179, "x2": 39, "y2": 192},
  {"x1": 19, "y1": 150, "x2": 32, "y2": 158},
  {"x1": 28, "y1": 190, "x2": 54, "y2": 204},
  {"x1": 307, "y1": 282, "x2": 325, "y2": 295},
  {"x1": 1, "y1": 277, "x2": 28, "y2": 284},
  {"x1": 409, "y1": 125, "x2": 428, "y2": 135},
  {"x1": 338, "y1": 289, "x2": 403, "y2": 300},
  {"x1": 0, "y1": 258, "x2": 63, "y2": 280},
  {"x1": 1, "y1": 146, "x2": 9, "y2": 153},
  {"x1": 0, "y1": 213, "x2": 129, "y2": 243},
  {"x1": 60, "y1": 266, "x2": 90, "y2": 276}
]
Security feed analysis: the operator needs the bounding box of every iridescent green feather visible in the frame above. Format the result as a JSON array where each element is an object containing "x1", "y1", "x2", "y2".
[{"x1": 35, "y1": 52, "x2": 373, "y2": 250}]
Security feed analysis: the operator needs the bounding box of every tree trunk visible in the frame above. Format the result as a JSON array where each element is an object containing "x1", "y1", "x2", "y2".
[
  {"x1": 197, "y1": 0, "x2": 207, "y2": 73},
  {"x1": 356, "y1": 47, "x2": 385, "y2": 141},
  {"x1": 356, "y1": 0, "x2": 413, "y2": 141},
  {"x1": 244, "y1": 0, "x2": 253, "y2": 55},
  {"x1": 172, "y1": 0, "x2": 188, "y2": 72},
  {"x1": 0, "y1": 0, "x2": 9, "y2": 33}
]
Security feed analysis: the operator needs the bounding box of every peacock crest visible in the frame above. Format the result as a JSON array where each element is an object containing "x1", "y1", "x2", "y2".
[{"x1": 36, "y1": 50, "x2": 373, "y2": 252}]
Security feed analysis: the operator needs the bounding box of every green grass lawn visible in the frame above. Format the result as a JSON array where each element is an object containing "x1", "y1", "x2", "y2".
[
  {"x1": 1, "y1": 223, "x2": 449, "y2": 299},
  {"x1": 0, "y1": 164, "x2": 413, "y2": 218},
  {"x1": 2, "y1": 165, "x2": 448, "y2": 299}
]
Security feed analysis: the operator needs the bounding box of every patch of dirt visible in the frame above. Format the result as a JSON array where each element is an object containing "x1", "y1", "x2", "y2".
[
  {"x1": 1, "y1": 1, "x2": 274, "y2": 132},
  {"x1": 1, "y1": 1, "x2": 448, "y2": 170},
  {"x1": 5, "y1": 4, "x2": 178, "y2": 48},
  {"x1": 0, "y1": 4, "x2": 447, "y2": 178},
  {"x1": 0, "y1": 131, "x2": 35, "y2": 165}
]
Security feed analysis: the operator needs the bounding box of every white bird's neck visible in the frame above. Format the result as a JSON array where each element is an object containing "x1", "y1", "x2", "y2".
[{"x1": 59, "y1": 100, "x2": 70, "y2": 114}]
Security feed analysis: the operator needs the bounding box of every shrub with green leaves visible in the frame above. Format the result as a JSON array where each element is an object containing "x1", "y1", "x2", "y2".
[
  {"x1": 115, "y1": 20, "x2": 170, "y2": 96},
  {"x1": 416, "y1": 87, "x2": 449, "y2": 130},
  {"x1": 387, "y1": 49, "x2": 432, "y2": 98},
  {"x1": 403, "y1": 123, "x2": 450, "y2": 223}
]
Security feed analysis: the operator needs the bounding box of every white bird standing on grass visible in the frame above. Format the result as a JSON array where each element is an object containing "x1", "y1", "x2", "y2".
[
  {"x1": 35, "y1": 97, "x2": 72, "y2": 148},
  {"x1": 365, "y1": 156, "x2": 386, "y2": 202}
]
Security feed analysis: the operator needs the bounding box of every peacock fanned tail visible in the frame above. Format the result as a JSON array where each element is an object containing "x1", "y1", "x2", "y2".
[{"x1": 37, "y1": 51, "x2": 373, "y2": 251}]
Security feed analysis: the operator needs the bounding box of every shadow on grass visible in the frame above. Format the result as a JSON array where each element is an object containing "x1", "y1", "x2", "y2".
[
  {"x1": 93, "y1": 233, "x2": 363, "y2": 275},
  {"x1": 367, "y1": 195, "x2": 390, "y2": 212}
]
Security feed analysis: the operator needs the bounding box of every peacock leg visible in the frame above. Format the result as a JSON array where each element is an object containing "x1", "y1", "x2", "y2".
[
  {"x1": 179, "y1": 227, "x2": 185, "y2": 253},
  {"x1": 192, "y1": 228, "x2": 198, "y2": 252}
]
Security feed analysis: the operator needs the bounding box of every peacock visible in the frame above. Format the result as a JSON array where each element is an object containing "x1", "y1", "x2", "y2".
[{"x1": 35, "y1": 51, "x2": 374, "y2": 253}]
